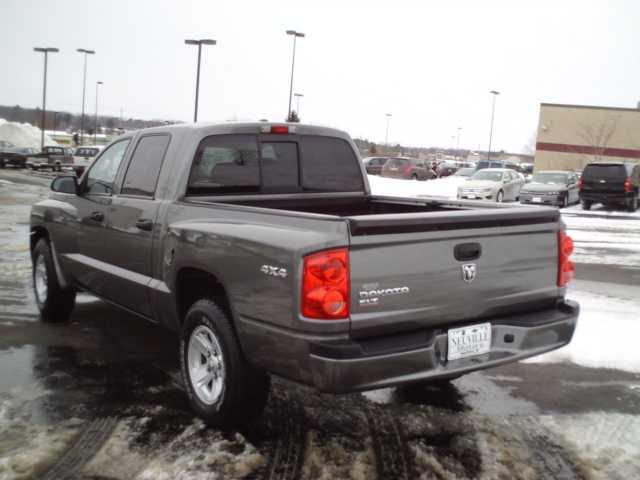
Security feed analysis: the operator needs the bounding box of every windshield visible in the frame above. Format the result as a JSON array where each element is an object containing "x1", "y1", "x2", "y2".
[
  {"x1": 531, "y1": 172, "x2": 569, "y2": 184},
  {"x1": 472, "y1": 170, "x2": 503, "y2": 182}
]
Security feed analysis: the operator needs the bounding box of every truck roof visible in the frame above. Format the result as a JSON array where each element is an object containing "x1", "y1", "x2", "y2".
[{"x1": 126, "y1": 122, "x2": 352, "y2": 141}]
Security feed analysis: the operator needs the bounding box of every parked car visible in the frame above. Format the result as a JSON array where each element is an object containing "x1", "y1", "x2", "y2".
[
  {"x1": 31, "y1": 122, "x2": 578, "y2": 426},
  {"x1": 453, "y1": 167, "x2": 475, "y2": 178},
  {"x1": 457, "y1": 168, "x2": 525, "y2": 202},
  {"x1": 0, "y1": 146, "x2": 39, "y2": 168},
  {"x1": 72, "y1": 145, "x2": 104, "y2": 175},
  {"x1": 436, "y1": 161, "x2": 458, "y2": 177},
  {"x1": 362, "y1": 156, "x2": 389, "y2": 175},
  {"x1": 475, "y1": 160, "x2": 507, "y2": 171},
  {"x1": 519, "y1": 171, "x2": 580, "y2": 208},
  {"x1": 381, "y1": 157, "x2": 435, "y2": 180},
  {"x1": 26, "y1": 145, "x2": 74, "y2": 171},
  {"x1": 579, "y1": 162, "x2": 640, "y2": 212}
]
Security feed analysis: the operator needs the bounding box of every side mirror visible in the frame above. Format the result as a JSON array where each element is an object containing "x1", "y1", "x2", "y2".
[{"x1": 51, "y1": 175, "x2": 78, "y2": 194}]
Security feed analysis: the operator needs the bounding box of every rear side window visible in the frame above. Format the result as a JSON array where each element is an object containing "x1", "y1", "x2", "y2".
[
  {"x1": 121, "y1": 135, "x2": 171, "y2": 197},
  {"x1": 583, "y1": 165, "x2": 627, "y2": 181}
]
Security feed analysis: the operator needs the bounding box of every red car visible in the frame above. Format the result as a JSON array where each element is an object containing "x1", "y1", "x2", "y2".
[{"x1": 381, "y1": 157, "x2": 435, "y2": 181}]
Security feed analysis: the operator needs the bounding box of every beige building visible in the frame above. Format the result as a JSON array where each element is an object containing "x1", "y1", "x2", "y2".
[{"x1": 534, "y1": 103, "x2": 640, "y2": 172}]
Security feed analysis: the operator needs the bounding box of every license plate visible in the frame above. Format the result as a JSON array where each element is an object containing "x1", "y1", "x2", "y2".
[
  {"x1": 447, "y1": 322, "x2": 492, "y2": 361},
  {"x1": 467, "y1": 194, "x2": 476, "y2": 199},
  {"x1": 532, "y1": 197, "x2": 542, "y2": 203}
]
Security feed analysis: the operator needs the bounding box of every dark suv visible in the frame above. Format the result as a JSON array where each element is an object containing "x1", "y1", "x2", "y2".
[{"x1": 579, "y1": 162, "x2": 640, "y2": 212}]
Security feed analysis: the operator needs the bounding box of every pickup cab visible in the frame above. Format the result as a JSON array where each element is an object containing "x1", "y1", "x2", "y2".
[
  {"x1": 30, "y1": 122, "x2": 579, "y2": 426},
  {"x1": 26, "y1": 145, "x2": 74, "y2": 171}
]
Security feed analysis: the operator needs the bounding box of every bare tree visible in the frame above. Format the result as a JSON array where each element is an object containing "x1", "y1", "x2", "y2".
[{"x1": 576, "y1": 115, "x2": 620, "y2": 162}]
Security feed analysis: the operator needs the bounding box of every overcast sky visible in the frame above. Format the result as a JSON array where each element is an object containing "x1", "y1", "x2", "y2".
[{"x1": 2, "y1": 0, "x2": 639, "y2": 152}]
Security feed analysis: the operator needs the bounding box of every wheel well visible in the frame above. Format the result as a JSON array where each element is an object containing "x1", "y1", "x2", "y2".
[
  {"x1": 176, "y1": 268, "x2": 231, "y2": 323},
  {"x1": 30, "y1": 227, "x2": 49, "y2": 255}
]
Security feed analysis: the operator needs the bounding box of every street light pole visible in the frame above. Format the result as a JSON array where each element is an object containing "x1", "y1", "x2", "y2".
[
  {"x1": 487, "y1": 90, "x2": 500, "y2": 161},
  {"x1": 77, "y1": 48, "x2": 95, "y2": 145},
  {"x1": 385, "y1": 113, "x2": 392, "y2": 146},
  {"x1": 456, "y1": 126, "x2": 462, "y2": 161},
  {"x1": 185, "y1": 39, "x2": 217, "y2": 123},
  {"x1": 294, "y1": 92, "x2": 304, "y2": 117},
  {"x1": 34, "y1": 47, "x2": 59, "y2": 151},
  {"x1": 286, "y1": 30, "x2": 305, "y2": 121},
  {"x1": 94, "y1": 81, "x2": 103, "y2": 143}
]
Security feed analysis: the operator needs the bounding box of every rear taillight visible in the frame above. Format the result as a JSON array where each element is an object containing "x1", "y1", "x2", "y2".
[
  {"x1": 557, "y1": 231, "x2": 575, "y2": 287},
  {"x1": 624, "y1": 177, "x2": 633, "y2": 193},
  {"x1": 577, "y1": 178, "x2": 583, "y2": 190},
  {"x1": 302, "y1": 248, "x2": 349, "y2": 319}
]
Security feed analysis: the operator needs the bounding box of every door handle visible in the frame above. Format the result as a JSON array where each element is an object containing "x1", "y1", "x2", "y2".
[
  {"x1": 89, "y1": 211, "x2": 104, "y2": 222},
  {"x1": 135, "y1": 219, "x2": 154, "y2": 231}
]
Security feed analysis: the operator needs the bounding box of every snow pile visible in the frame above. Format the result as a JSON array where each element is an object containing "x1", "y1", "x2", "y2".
[
  {"x1": 368, "y1": 174, "x2": 465, "y2": 199},
  {"x1": 0, "y1": 118, "x2": 56, "y2": 149}
]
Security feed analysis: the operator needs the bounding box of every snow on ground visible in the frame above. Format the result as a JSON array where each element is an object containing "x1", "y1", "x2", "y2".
[
  {"x1": 368, "y1": 174, "x2": 464, "y2": 199},
  {"x1": 528, "y1": 288, "x2": 640, "y2": 373},
  {"x1": 0, "y1": 119, "x2": 56, "y2": 149}
]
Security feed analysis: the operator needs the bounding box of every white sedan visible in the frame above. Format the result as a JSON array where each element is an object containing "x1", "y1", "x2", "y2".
[{"x1": 457, "y1": 168, "x2": 525, "y2": 202}]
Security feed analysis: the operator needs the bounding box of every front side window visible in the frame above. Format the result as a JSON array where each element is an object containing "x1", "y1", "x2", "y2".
[
  {"x1": 188, "y1": 135, "x2": 259, "y2": 194},
  {"x1": 121, "y1": 135, "x2": 171, "y2": 197},
  {"x1": 86, "y1": 139, "x2": 130, "y2": 195}
]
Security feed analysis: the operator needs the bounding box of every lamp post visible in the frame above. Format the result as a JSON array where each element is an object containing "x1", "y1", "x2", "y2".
[
  {"x1": 385, "y1": 113, "x2": 392, "y2": 146},
  {"x1": 286, "y1": 30, "x2": 305, "y2": 121},
  {"x1": 487, "y1": 90, "x2": 500, "y2": 161},
  {"x1": 94, "y1": 81, "x2": 103, "y2": 143},
  {"x1": 185, "y1": 39, "x2": 217, "y2": 123},
  {"x1": 34, "y1": 47, "x2": 59, "y2": 151},
  {"x1": 77, "y1": 48, "x2": 95, "y2": 145},
  {"x1": 294, "y1": 92, "x2": 304, "y2": 117},
  {"x1": 456, "y1": 126, "x2": 462, "y2": 161}
]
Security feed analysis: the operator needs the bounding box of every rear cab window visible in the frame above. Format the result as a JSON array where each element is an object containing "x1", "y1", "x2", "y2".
[{"x1": 186, "y1": 134, "x2": 364, "y2": 195}]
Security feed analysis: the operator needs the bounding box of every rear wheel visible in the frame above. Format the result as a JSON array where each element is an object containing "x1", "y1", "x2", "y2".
[
  {"x1": 411, "y1": 173, "x2": 418, "y2": 180},
  {"x1": 562, "y1": 195, "x2": 569, "y2": 208},
  {"x1": 0, "y1": 159, "x2": 5, "y2": 169},
  {"x1": 581, "y1": 200, "x2": 592, "y2": 211},
  {"x1": 180, "y1": 299, "x2": 270, "y2": 427},
  {"x1": 32, "y1": 239, "x2": 76, "y2": 323},
  {"x1": 628, "y1": 195, "x2": 639, "y2": 213},
  {"x1": 496, "y1": 190, "x2": 504, "y2": 203}
]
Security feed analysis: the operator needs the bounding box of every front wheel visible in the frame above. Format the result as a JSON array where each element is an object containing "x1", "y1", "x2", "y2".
[
  {"x1": 628, "y1": 195, "x2": 639, "y2": 213},
  {"x1": 32, "y1": 239, "x2": 76, "y2": 322},
  {"x1": 496, "y1": 190, "x2": 504, "y2": 203},
  {"x1": 180, "y1": 299, "x2": 270, "y2": 427},
  {"x1": 562, "y1": 195, "x2": 569, "y2": 208}
]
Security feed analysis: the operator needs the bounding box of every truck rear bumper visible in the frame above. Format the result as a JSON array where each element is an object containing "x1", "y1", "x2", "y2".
[{"x1": 307, "y1": 299, "x2": 578, "y2": 393}]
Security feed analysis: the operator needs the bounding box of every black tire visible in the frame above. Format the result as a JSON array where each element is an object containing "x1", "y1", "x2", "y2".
[
  {"x1": 628, "y1": 195, "x2": 639, "y2": 213},
  {"x1": 562, "y1": 195, "x2": 569, "y2": 208},
  {"x1": 180, "y1": 299, "x2": 270, "y2": 427},
  {"x1": 32, "y1": 239, "x2": 76, "y2": 323},
  {"x1": 581, "y1": 200, "x2": 592, "y2": 211},
  {"x1": 0, "y1": 159, "x2": 5, "y2": 169},
  {"x1": 496, "y1": 190, "x2": 504, "y2": 203},
  {"x1": 411, "y1": 173, "x2": 418, "y2": 181}
]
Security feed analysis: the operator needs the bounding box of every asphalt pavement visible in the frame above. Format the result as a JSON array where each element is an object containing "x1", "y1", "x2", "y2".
[{"x1": 1, "y1": 169, "x2": 639, "y2": 480}]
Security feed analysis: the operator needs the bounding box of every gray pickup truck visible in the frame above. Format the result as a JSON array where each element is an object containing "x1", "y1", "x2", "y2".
[{"x1": 30, "y1": 122, "x2": 579, "y2": 426}]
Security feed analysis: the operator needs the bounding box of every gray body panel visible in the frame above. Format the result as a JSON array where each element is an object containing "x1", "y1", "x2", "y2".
[{"x1": 30, "y1": 122, "x2": 578, "y2": 393}]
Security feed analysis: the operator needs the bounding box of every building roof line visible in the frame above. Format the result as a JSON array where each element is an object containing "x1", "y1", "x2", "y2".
[{"x1": 540, "y1": 102, "x2": 640, "y2": 113}]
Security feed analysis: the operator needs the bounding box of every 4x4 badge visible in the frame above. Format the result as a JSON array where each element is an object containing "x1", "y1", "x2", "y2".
[{"x1": 461, "y1": 264, "x2": 477, "y2": 283}]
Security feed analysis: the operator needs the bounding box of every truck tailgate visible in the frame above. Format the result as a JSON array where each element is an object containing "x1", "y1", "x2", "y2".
[{"x1": 347, "y1": 207, "x2": 561, "y2": 338}]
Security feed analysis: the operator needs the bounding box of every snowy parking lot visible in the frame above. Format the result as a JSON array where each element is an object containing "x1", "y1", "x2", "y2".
[{"x1": 1, "y1": 170, "x2": 639, "y2": 480}]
